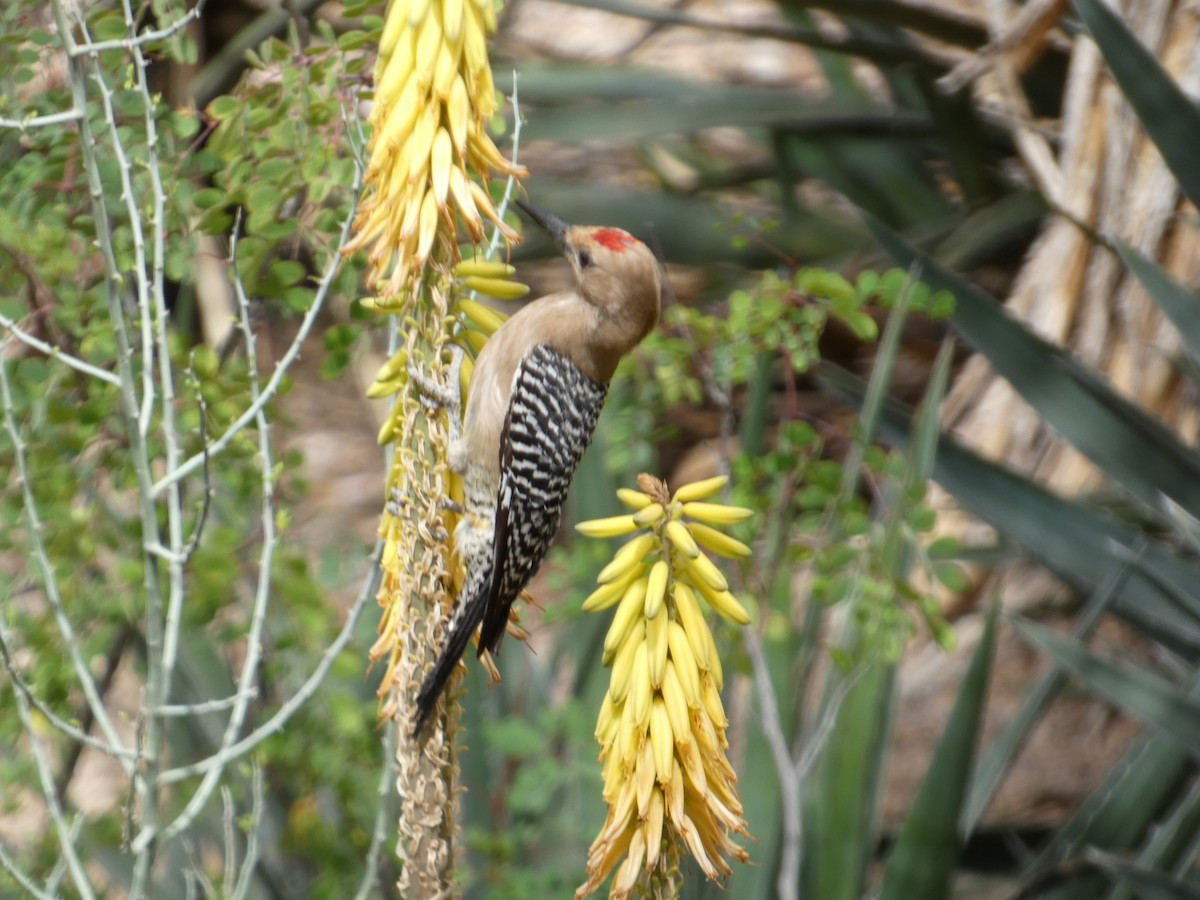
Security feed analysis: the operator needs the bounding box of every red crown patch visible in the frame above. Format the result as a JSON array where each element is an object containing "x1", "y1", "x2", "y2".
[{"x1": 593, "y1": 228, "x2": 639, "y2": 253}]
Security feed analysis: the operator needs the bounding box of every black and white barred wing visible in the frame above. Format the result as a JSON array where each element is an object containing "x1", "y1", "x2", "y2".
[{"x1": 477, "y1": 344, "x2": 608, "y2": 655}]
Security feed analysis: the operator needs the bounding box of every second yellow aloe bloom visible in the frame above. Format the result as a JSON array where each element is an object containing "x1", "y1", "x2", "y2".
[{"x1": 576, "y1": 474, "x2": 752, "y2": 899}]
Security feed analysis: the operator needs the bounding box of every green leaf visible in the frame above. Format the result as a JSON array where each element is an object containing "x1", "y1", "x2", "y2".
[
  {"x1": 1014, "y1": 619, "x2": 1200, "y2": 752},
  {"x1": 1073, "y1": 0, "x2": 1200, "y2": 211},
  {"x1": 878, "y1": 603, "x2": 996, "y2": 900},
  {"x1": 208, "y1": 95, "x2": 241, "y2": 121},
  {"x1": 822, "y1": 365, "x2": 1200, "y2": 657},
  {"x1": 1086, "y1": 852, "x2": 1200, "y2": 900},
  {"x1": 866, "y1": 216, "x2": 1200, "y2": 519},
  {"x1": 801, "y1": 653, "x2": 894, "y2": 900},
  {"x1": 1114, "y1": 242, "x2": 1200, "y2": 369}
]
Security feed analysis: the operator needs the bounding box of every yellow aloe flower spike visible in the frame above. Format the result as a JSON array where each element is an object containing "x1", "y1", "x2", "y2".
[
  {"x1": 575, "y1": 473, "x2": 753, "y2": 899},
  {"x1": 347, "y1": 0, "x2": 530, "y2": 896}
]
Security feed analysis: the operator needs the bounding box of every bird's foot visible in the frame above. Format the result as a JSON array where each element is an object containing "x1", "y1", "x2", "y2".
[{"x1": 407, "y1": 344, "x2": 465, "y2": 445}]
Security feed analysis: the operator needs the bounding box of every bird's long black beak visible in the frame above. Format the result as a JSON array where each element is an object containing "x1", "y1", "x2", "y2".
[{"x1": 514, "y1": 199, "x2": 570, "y2": 250}]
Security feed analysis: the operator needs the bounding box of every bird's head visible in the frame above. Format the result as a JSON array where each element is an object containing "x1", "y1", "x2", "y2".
[{"x1": 516, "y1": 200, "x2": 661, "y2": 343}]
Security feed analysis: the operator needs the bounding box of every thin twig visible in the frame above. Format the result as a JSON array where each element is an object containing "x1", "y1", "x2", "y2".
[
  {"x1": 0, "y1": 109, "x2": 83, "y2": 130},
  {"x1": 221, "y1": 786, "x2": 237, "y2": 897},
  {"x1": 151, "y1": 157, "x2": 365, "y2": 497},
  {"x1": 154, "y1": 690, "x2": 259, "y2": 716},
  {"x1": 353, "y1": 722, "x2": 399, "y2": 900},
  {"x1": 1, "y1": 616, "x2": 96, "y2": 898},
  {"x1": 42, "y1": 816, "x2": 84, "y2": 897},
  {"x1": 153, "y1": 543, "x2": 381, "y2": 788},
  {"x1": 54, "y1": 623, "x2": 137, "y2": 805},
  {"x1": 0, "y1": 839, "x2": 52, "y2": 900},
  {"x1": 230, "y1": 762, "x2": 265, "y2": 900},
  {"x1": 485, "y1": 76, "x2": 523, "y2": 260},
  {"x1": 0, "y1": 334, "x2": 129, "y2": 766},
  {"x1": 179, "y1": 356, "x2": 213, "y2": 564},
  {"x1": 68, "y1": 0, "x2": 208, "y2": 56},
  {"x1": 141, "y1": 221, "x2": 281, "y2": 848},
  {"x1": 0, "y1": 313, "x2": 121, "y2": 386},
  {"x1": 0, "y1": 621, "x2": 134, "y2": 760},
  {"x1": 743, "y1": 627, "x2": 799, "y2": 900}
]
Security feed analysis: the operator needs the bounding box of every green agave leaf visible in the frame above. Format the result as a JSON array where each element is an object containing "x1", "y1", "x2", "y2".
[
  {"x1": 1114, "y1": 775, "x2": 1200, "y2": 900},
  {"x1": 963, "y1": 557, "x2": 1124, "y2": 831},
  {"x1": 801, "y1": 656, "x2": 895, "y2": 900},
  {"x1": 1022, "y1": 733, "x2": 1192, "y2": 899},
  {"x1": 866, "y1": 216, "x2": 1200, "y2": 519},
  {"x1": 1073, "y1": 0, "x2": 1200, "y2": 211},
  {"x1": 1013, "y1": 619, "x2": 1200, "y2": 751},
  {"x1": 504, "y1": 66, "x2": 932, "y2": 144},
  {"x1": 821, "y1": 365, "x2": 1200, "y2": 657},
  {"x1": 1113, "y1": 242, "x2": 1200, "y2": 369},
  {"x1": 878, "y1": 603, "x2": 997, "y2": 900},
  {"x1": 516, "y1": 181, "x2": 864, "y2": 266}
]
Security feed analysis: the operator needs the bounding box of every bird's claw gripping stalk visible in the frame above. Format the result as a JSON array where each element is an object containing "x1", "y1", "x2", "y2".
[
  {"x1": 387, "y1": 485, "x2": 464, "y2": 523},
  {"x1": 407, "y1": 343, "x2": 465, "y2": 446}
]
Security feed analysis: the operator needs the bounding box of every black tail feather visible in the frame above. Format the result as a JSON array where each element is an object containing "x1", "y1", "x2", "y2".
[{"x1": 412, "y1": 592, "x2": 488, "y2": 737}]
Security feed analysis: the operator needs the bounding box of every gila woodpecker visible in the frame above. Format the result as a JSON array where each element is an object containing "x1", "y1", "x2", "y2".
[{"x1": 414, "y1": 202, "x2": 661, "y2": 734}]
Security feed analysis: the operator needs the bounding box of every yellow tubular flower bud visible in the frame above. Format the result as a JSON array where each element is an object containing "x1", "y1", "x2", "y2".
[
  {"x1": 603, "y1": 578, "x2": 649, "y2": 661},
  {"x1": 672, "y1": 583, "x2": 711, "y2": 669},
  {"x1": 375, "y1": 38, "x2": 415, "y2": 112},
  {"x1": 454, "y1": 257, "x2": 516, "y2": 278},
  {"x1": 575, "y1": 514, "x2": 642, "y2": 539},
  {"x1": 608, "y1": 624, "x2": 644, "y2": 704},
  {"x1": 636, "y1": 738, "x2": 656, "y2": 816},
  {"x1": 701, "y1": 673, "x2": 728, "y2": 729},
  {"x1": 455, "y1": 298, "x2": 507, "y2": 335},
  {"x1": 630, "y1": 642, "x2": 653, "y2": 729},
  {"x1": 678, "y1": 737, "x2": 707, "y2": 796},
  {"x1": 376, "y1": 74, "x2": 421, "y2": 152},
  {"x1": 650, "y1": 699, "x2": 675, "y2": 784},
  {"x1": 597, "y1": 533, "x2": 655, "y2": 584},
  {"x1": 373, "y1": 348, "x2": 410, "y2": 383},
  {"x1": 463, "y1": 275, "x2": 531, "y2": 300},
  {"x1": 689, "y1": 573, "x2": 752, "y2": 626},
  {"x1": 666, "y1": 622, "x2": 702, "y2": 707},
  {"x1": 617, "y1": 487, "x2": 653, "y2": 510},
  {"x1": 414, "y1": 189, "x2": 440, "y2": 262},
  {"x1": 660, "y1": 662, "x2": 691, "y2": 746},
  {"x1": 681, "y1": 501, "x2": 754, "y2": 526},
  {"x1": 632, "y1": 502, "x2": 665, "y2": 526},
  {"x1": 406, "y1": 0, "x2": 431, "y2": 27},
  {"x1": 646, "y1": 605, "x2": 669, "y2": 688},
  {"x1": 447, "y1": 166, "x2": 483, "y2": 239},
  {"x1": 457, "y1": 326, "x2": 488, "y2": 356},
  {"x1": 378, "y1": 0, "x2": 411, "y2": 57},
  {"x1": 434, "y1": 46, "x2": 461, "y2": 100},
  {"x1": 643, "y1": 559, "x2": 669, "y2": 619},
  {"x1": 366, "y1": 376, "x2": 406, "y2": 399},
  {"x1": 704, "y1": 623, "x2": 723, "y2": 691},
  {"x1": 446, "y1": 74, "x2": 470, "y2": 151},
  {"x1": 581, "y1": 564, "x2": 645, "y2": 613},
  {"x1": 672, "y1": 474, "x2": 729, "y2": 503},
  {"x1": 616, "y1": 688, "x2": 639, "y2": 766},
  {"x1": 430, "y1": 127, "x2": 453, "y2": 204},
  {"x1": 644, "y1": 789, "x2": 665, "y2": 869},
  {"x1": 667, "y1": 762, "x2": 685, "y2": 826},
  {"x1": 686, "y1": 521, "x2": 752, "y2": 559},
  {"x1": 682, "y1": 551, "x2": 729, "y2": 592},
  {"x1": 595, "y1": 691, "x2": 617, "y2": 744},
  {"x1": 458, "y1": 354, "x2": 473, "y2": 398},
  {"x1": 414, "y1": 7, "x2": 441, "y2": 79},
  {"x1": 665, "y1": 519, "x2": 700, "y2": 558}
]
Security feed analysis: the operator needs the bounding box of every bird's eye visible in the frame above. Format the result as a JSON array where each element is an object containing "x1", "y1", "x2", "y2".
[{"x1": 577, "y1": 248, "x2": 594, "y2": 269}]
